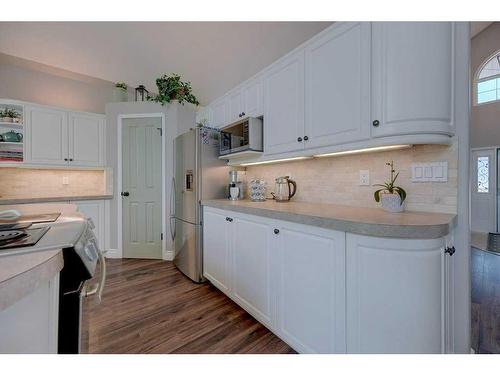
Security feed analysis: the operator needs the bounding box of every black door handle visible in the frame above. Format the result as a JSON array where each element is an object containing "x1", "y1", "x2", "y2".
[
  {"x1": 121, "y1": 191, "x2": 130, "y2": 197},
  {"x1": 226, "y1": 217, "x2": 233, "y2": 222},
  {"x1": 274, "y1": 228, "x2": 280, "y2": 234}
]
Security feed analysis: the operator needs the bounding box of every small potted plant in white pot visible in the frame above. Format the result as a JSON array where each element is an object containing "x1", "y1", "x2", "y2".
[
  {"x1": 374, "y1": 160, "x2": 407, "y2": 213},
  {"x1": 1, "y1": 108, "x2": 21, "y2": 123}
]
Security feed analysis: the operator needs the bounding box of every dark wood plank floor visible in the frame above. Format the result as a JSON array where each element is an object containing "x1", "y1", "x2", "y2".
[
  {"x1": 82, "y1": 258, "x2": 295, "y2": 354},
  {"x1": 471, "y1": 247, "x2": 500, "y2": 354}
]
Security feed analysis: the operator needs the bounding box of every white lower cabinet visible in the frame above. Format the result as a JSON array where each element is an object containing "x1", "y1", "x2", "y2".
[
  {"x1": 275, "y1": 220, "x2": 346, "y2": 353},
  {"x1": 72, "y1": 200, "x2": 105, "y2": 249},
  {"x1": 202, "y1": 206, "x2": 451, "y2": 354},
  {"x1": 346, "y1": 233, "x2": 447, "y2": 353}
]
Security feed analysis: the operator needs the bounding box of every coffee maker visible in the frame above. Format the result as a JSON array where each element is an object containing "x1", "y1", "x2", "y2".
[{"x1": 228, "y1": 170, "x2": 245, "y2": 200}]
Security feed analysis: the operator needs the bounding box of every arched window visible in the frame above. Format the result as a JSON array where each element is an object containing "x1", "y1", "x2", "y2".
[{"x1": 476, "y1": 51, "x2": 500, "y2": 105}]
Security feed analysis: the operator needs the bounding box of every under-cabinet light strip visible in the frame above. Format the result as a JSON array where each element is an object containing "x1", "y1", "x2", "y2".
[
  {"x1": 238, "y1": 156, "x2": 311, "y2": 167},
  {"x1": 313, "y1": 144, "x2": 412, "y2": 158}
]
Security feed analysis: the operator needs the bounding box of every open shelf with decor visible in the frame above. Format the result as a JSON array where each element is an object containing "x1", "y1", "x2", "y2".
[{"x1": 0, "y1": 101, "x2": 24, "y2": 163}]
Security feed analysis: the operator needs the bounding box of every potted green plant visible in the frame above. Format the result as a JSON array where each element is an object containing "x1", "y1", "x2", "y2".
[
  {"x1": 374, "y1": 160, "x2": 407, "y2": 213},
  {"x1": 1, "y1": 108, "x2": 21, "y2": 123},
  {"x1": 149, "y1": 73, "x2": 200, "y2": 106},
  {"x1": 113, "y1": 82, "x2": 129, "y2": 102}
]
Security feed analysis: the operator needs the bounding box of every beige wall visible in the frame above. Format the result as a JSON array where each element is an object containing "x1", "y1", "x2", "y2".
[
  {"x1": 0, "y1": 53, "x2": 134, "y2": 114},
  {"x1": 471, "y1": 22, "x2": 500, "y2": 148},
  {"x1": 0, "y1": 168, "x2": 106, "y2": 200},
  {"x1": 245, "y1": 140, "x2": 458, "y2": 214}
]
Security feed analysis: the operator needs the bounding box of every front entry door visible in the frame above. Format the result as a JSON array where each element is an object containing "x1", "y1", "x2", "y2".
[
  {"x1": 122, "y1": 117, "x2": 163, "y2": 259},
  {"x1": 471, "y1": 148, "x2": 497, "y2": 233}
]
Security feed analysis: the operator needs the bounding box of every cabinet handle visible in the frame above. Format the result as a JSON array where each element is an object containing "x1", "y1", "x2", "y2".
[
  {"x1": 121, "y1": 191, "x2": 130, "y2": 197},
  {"x1": 69, "y1": 158, "x2": 73, "y2": 161},
  {"x1": 226, "y1": 217, "x2": 233, "y2": 222},
  {"x1": 372, "y1": 120, "x2": 380, "y2": 127},
  {"x1": 297, "y1": 137, "x2": 303, "y2": 142},
  {"x1": 241, "y1": 112, "x2": 245, "y2": 117},
  {"x1": 445, "y1": 246, "x2": 455, "y2": 256},
  {"x1": 274, "y1": 229, "x2": 279, "y2": 235},
  {"x1": 64, "y1": 158, "x2": 68, "y2": 161},
  {"x1": 304, "y1": 136, "x2": 309, "y2": 141}
]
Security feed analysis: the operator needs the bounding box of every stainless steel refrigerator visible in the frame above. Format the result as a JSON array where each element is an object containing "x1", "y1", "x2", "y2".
[{"x1": 171, "y1": 127, "x2": 228, "y2": 282}]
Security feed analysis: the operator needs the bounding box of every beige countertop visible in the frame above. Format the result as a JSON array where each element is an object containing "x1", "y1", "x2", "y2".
[
  {"x1": 0, "y1": 203, "x2": 85, "y2": 311},
  {"x1": 202, "y1": 199, "x2": 457, "y2": 239},
  {"x1": 0, "y1": 194, "x2": 113, "y2": 205}
]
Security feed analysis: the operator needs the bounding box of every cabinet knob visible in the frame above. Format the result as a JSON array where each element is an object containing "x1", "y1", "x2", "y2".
[
  {"x1": 64, "y1": 158, "x2": 68, "y2": 161},
  {"x1": 121, "y1": 191, "x2": 130, "y2": 197},
  {"x1": 304, "y1": 136, "x2": 309, "y2": 141},
  {"x1": 274, "y1": 228, "x2": 279, "y2": 234},
  {"x1": 297, "y1": 137, "x2": 303, "y2": 142},
  {"x1": 241, "y1": 112, "x2": 245, "y2": 117},
  {"x1": 372, "y1": 120, "x2": 380, "y2": 127},
  {"x1": 69, "y1": 158, "x2": 73, "y2": 161},
  {"x1": 445, "y1": 246, "x2": 455, "y2": 256},
  {"x1": 226, "y1": 217, "x2": 233, "y2": 222}
]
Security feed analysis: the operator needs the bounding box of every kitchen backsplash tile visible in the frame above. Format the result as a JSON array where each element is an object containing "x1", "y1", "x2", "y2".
[
  {"x1": 244, "y1": 138, "x2": 458, "y2": 214},
  {"x1": 0, "y1": 168, "x2": 107, "y2": 199}
]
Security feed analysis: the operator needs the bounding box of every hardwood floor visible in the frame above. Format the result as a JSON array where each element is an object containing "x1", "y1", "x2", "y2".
[{"x1": 82, "y1": 258, "x2": 296, "y2": 354}]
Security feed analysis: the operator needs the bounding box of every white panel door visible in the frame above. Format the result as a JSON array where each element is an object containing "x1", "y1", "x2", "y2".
[
  {"x1": 211, "y1": 96, "x2": 229, "y2": 128},
  {"x1": 276, "y1": 221, "x2": 346, "y2": 353},
  {"x1": 242, "y1": 77, "x2": 263, "y2": 118},
  {"x1": 73, "y1": 200, "x2": 105, "y2": 249},
  {"x1": 305, "y1": 22, "x2": 371, "y2": 148},
  {"x1": 264, "y1": 50, "x2": 305, "y2": 155},
  {"x1": 68, "y1": 113, "x2": 105, "y2": 167},
  {"x1": 228, "y1": 89, "x2": 243, "y2": 124},
  {"x1": 26, "y1": 106, "x2": 68, "y2": 165},
  {"x1": 231, "y1": 213, "x2": 273, "y2": 326},
  {"x1": 203, "y1": 208, "x2": 231, "y2": 293},
  {"x1": 346, "y1": 233, "x2": 446, "y2": 353},
  {"x1": 122, "y1": 117, "x2": 163, "y2": 259},
  {"x1": 371, "y1": 22, "x2": 454, "y2": 137},
  {"x1": 471, "y1": 149, "x2": 497, "y2": 233}
]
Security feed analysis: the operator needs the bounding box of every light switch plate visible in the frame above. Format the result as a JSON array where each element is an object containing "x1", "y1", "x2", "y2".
[
  {"x1": 411, "y1": 162, "x2": 448, "y2": 182},
  {"x1": 62, "y1": 176, "x2": 69, "y2": 185},
  {"x1": 359, "y1": 170, "x2": 370, "y2": 186}
]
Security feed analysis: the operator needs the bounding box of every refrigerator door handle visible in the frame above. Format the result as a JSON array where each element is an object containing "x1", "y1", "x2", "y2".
[
  {"x1": 170, "y1": 217, "x2": 176, "y2": 241},
  {"x1": 170, "y1": 177, "x2": 176, "y2": 241}
]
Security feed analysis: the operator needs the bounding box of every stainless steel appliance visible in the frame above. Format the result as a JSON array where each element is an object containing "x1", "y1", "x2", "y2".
[
  {"x1": 171, "y1": 127, "x2": 228, "y2": 282},
  {"x1": 219, "y1": 117, "x2": 263, "y2": 156},
  {"x1": 272, "y1": 176, "x2": 297, "y2": 202}
]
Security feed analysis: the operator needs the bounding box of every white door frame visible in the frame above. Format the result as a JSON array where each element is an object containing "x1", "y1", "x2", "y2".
[
  {"x1": 470, "y1": 146, "x2": 498, "y2": 232},
  {"x1": 117, "y1": 113, "x2": 167, "y2": 260}
]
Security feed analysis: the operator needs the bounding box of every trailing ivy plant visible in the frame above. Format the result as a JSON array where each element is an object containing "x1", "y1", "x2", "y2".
[
  {"x1": 373, "y1": 160, "x2": 407, "y2": 205},
  {"x1": 149, "y1": 73, "x2": 200, "y2": 106},
  {"x1": 115, "y1": 82, "x2": 128, "y2": 90}
]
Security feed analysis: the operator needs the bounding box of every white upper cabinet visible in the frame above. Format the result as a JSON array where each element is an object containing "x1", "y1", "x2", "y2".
[
  {"x1": 305, "y1": 22, "x2": 371, "y2": 148},
  {"x1": 241, "y1": 77, "x2": 263, "y2": 118},
  {"x1": 346, "y1": 233, "x2": 447, "y2": 353},
  {"x1": 371, "y1": 22, "x2": 455, "y2": 138},
  {"x1": 25, "y1": 106, "x2": 68, "y2": 165},
  {"x1": 264, "y1": 50, "x2": 305, "y2": 155},
  {"x1": 211, "y1": 96, "x2": 229, "y2": 128},
  {"x1": 228, "y1": 90, "x2": 243, "y2": 124},
  {"x1": 24, "y1": 104, "x2": 105, "y2": 167},
  {"x1": 69, "y1": 113, "x2": 105, "y2": 167}
]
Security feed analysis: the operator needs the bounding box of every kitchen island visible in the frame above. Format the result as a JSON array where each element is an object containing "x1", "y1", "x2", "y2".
[{"x1": 201, "y1": 200, "x2": 456, "y2": 354}]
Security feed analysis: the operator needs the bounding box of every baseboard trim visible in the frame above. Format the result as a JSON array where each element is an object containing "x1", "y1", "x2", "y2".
[
  {"x1": 164, "y1": 250, "x2": 175, "y2": 261},
  {"x1": 104, "y1": 248, "x2": 122, "y2": 259}
]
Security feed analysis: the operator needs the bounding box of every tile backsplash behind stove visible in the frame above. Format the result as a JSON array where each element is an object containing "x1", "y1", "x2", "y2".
[{"x1": 244, "y1": 138, "x2": 458, "y2": 214}]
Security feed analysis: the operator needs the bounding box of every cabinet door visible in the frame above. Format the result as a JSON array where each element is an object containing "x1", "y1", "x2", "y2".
[
  {"x1": 305, "y1": 22, "x2": 371, "y2": 148},
  {"x1": 25, "y1": 106, "x2": 68, "y2": 165},
  {"x1": 211, "y1": 96, "x2": 229, "y2": 128},
  {"x1": 263, "y1": 50, "x2": 305, "y2": 155},
  {"x1": 68, "y1": 113, "x2": 105, "y2": 167},
  {"x1": 203, "y1": 208, "x2": 231, "y2": 293},
  {"x1": 276, "y1": 221, "x2": 346, "y2": 353},
  {"x1": 242, "y1": 77, "x2": 263, "y2": 118},
  {"x1": 73, "y1": 200, "x2": 105, "y2": 249},
  {"x1": 231, "y1": 213, "x2": 273, "y2": 326},
  {"x1": 228, "y1": 89, "x2": 243, "y2": 123},
  {"x1": 346, "y1": 233, "x2": 446, "y2": 353},
  {"x1": 371, "y1": 22, "x2": 454, "y2": 138}
]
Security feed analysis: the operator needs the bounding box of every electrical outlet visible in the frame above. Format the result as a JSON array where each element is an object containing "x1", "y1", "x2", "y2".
[
  {"x1": 359, "y1": 170, "x2": 370, "y2": 186},
  {"x1": 62, "y1": 176, "x2": 69, "y2": 185}
]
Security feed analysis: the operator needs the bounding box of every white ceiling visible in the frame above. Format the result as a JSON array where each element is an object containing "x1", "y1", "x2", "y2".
[{"x1": 0, "y1": 22, "x2": 332, "y2": 105}]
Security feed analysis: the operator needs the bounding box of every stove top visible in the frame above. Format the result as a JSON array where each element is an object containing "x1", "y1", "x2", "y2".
[{"x1": 0, "y1": 226, "x2": 50, "y2": 250}]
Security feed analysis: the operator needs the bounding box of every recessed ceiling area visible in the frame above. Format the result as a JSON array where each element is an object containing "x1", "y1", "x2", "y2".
[{"x1": 0, "y1": 22, "x2": 332, "y2": 105}]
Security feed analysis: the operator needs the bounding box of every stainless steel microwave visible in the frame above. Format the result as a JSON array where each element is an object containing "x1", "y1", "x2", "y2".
[{"x1": 219, "y1": 117, "x2": 263, "y2": 156}]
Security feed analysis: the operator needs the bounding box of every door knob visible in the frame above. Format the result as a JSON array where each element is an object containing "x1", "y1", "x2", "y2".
[
  {"x1": 372, "y1": 120, "x2": 380, "y2": 127},
  {"x1": 274, "y1": 228, "x2": 280, "y2": 235},
  {"x1": 121, "y1": 191, "x2": 130, "y2": 197}
]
